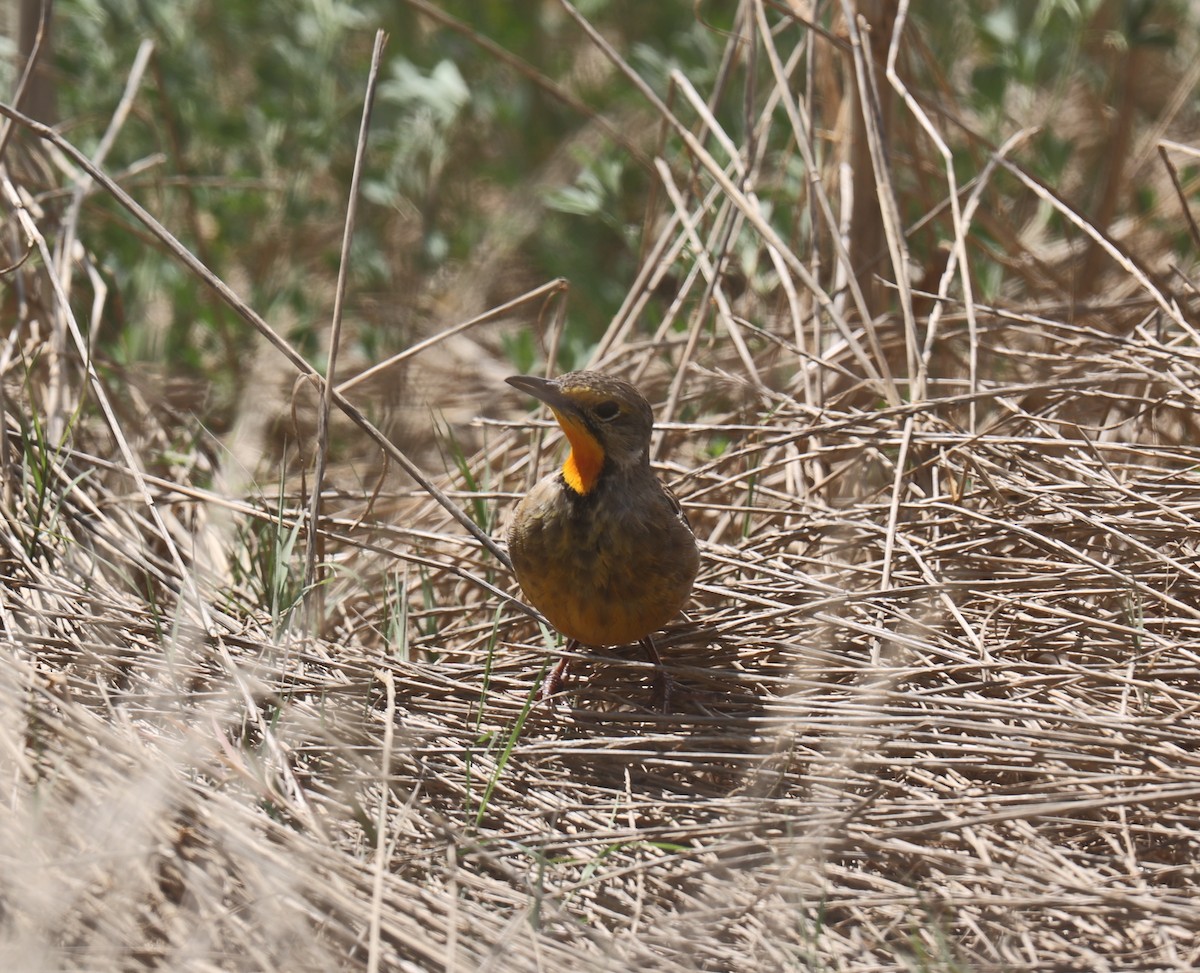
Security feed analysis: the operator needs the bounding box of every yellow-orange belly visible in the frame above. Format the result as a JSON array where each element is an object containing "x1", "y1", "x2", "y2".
[{"x1": 508, "y1": 472, "x2": 698, "y2": 646}]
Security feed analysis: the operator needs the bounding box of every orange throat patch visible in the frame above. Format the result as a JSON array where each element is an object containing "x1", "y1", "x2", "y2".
[{"x1": 554, "y1": 409, "x2": 605, "y2": 495}]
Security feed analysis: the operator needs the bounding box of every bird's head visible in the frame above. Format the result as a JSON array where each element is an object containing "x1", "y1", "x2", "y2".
[{"x1": 507, "y1": 371, "x2": 655, "y2": 495}]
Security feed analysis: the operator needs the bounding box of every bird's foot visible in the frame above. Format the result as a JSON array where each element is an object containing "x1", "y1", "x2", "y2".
[
  {"x1": 649, "y1": 667, "x2": 677, "y2": 713},
  {"x1": 640, "y1": 635, "x2": 678, "y2": 713},
  {"x1": 538, "y1": 651, "x2": 572, "y2": 705}
]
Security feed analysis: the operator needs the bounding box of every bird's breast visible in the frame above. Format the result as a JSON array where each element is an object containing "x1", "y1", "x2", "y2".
[{"x1": 507, "y1": 472, "x2": 698, "y2": 646}]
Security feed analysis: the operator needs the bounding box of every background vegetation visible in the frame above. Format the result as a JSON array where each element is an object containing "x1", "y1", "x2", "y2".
[{"x1": 3, "y1": 0, "x2": 1200, "y2": 969}]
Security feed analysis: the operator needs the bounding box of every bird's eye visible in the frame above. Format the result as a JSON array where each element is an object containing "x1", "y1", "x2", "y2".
[{"x1": 593, "y1": 400, "x2": 620, "y2": 421}]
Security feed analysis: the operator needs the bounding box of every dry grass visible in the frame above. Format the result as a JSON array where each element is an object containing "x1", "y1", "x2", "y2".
[{"x1": 4, "y1": 3, "x2": 1200, "y2": 970}]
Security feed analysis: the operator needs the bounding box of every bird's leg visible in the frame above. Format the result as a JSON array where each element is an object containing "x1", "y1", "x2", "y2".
[
  {"x1": 539, "y1": 639, "x2": 576, "y2": 702},
  {"x1": 640, "y1": 635, "x2": 676, "y2": 712}
]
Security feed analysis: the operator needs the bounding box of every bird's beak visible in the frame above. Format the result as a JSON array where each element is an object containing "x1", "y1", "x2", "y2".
[{"x1": 505, "y1": 375, "x2": 580, "y2": 418}]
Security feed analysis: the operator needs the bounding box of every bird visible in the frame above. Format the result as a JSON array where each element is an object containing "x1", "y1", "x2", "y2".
[{"x1": 506, "y1": 370, "x2": 699, "y2": 710}]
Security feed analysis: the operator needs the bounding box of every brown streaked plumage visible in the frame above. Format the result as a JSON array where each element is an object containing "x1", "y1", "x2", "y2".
[{"x1": 506, "y1": 370, "x2": 699, "y2": 710}]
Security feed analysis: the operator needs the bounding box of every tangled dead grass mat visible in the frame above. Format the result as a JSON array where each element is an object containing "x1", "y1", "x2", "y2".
[{"x1": 5, "y1": 15, "x2": 1200, "y2": 973}]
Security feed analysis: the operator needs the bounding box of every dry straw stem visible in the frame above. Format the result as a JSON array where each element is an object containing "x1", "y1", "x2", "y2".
[
  {"x1": 0, "y1": 97, "x2": 510, "y2": 571},
  {"x1": 3, "y1": 1, "x2": 1200, "y2": 971},
  {"x1": 304, "y1": 30, "x2": 389, "y2": 616}
]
